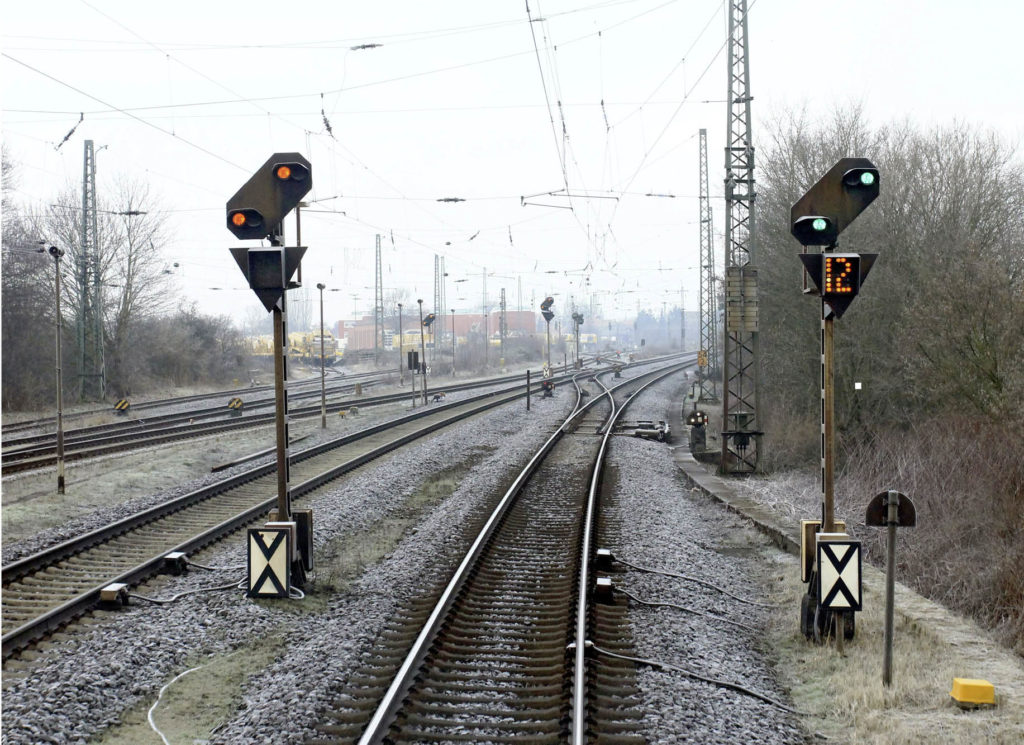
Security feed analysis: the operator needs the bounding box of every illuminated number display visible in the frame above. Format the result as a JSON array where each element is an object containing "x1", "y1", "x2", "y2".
[{"x1": 822, "y1": 255, "x2": 860, "y2": 296}]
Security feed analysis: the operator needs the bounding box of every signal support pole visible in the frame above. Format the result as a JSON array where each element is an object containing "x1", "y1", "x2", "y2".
[
  {"x1": 49, "y1": 246, "x2": 67, "y2": 495},
  {"x1": 317, "y1": 283, "x2": 327, "y2": 430},
  {"x1": 821, "y1": 291, "x2": 836, "y2": 533},
  {"x1": 418, "y1": 299, "x2": 428, "y2": 405}
]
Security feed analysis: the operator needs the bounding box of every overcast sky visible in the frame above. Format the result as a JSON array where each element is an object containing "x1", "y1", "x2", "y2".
[{"x1": 4, "y1": 0, "x2": 1022, "y2": 327}]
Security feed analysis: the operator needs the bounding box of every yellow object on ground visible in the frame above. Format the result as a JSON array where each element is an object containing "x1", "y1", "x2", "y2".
[{"x1": 950, "y1": 678, "x2": 996, "y2": 706}]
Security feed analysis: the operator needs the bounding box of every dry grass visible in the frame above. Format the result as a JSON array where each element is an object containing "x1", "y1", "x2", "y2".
[
  {"x1": 764, "y1": 550, "x2": 1024, "y2": 744},
  {"x1": 749, "y1": 411, "x2": 1024, "y2": 656}
]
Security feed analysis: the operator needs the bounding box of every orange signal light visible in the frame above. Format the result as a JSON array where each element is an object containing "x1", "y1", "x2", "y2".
[
  {"x1": 231, "y1": 212, "x2": 248, "y2": 226},
  {"x1": 275, "y1": 165, "x2": 292, "y2": 180}
]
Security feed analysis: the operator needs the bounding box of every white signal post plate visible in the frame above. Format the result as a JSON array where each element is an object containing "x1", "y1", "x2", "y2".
[
  {"x1": 817, "y1": 536, "x2": 862, "y2": 611},
  {"x1": 247, "y1": 526, "x2": 292, "y2": 598}
]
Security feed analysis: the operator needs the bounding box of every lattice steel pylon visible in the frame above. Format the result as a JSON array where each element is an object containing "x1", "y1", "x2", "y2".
[
  {"x1": 721, "y1": 0, "x2": 762, "y2": 473},
  {"x1": 78, "y1": 139, "x2": 105, "y2": 401},
  {"x1": 374, "y1": 234, "x2": 384, "y2": 357},
  {"x1": 698, "y1": 129, "x2": 720, "y2": 403}
]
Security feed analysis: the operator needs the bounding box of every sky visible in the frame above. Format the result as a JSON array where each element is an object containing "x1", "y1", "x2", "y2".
[{"x1": 4, "y1": 0, "x2": 1022, "y2": 329}]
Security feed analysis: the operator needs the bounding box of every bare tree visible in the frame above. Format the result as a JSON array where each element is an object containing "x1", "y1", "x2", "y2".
[
  {"x1": 1, "y1": 148, "x2": 59, "y2": 409},
  {"x1": 31, "y1": 177, "x2": 173, "y2": 396}
]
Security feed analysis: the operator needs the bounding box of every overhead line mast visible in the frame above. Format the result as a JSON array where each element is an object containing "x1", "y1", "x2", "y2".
[
  {"x1": 721, "y1": 0, "x2": 762, "y2": 473},
  {"x1": 78, "y1": 139, "x2": 105, "y2": 401},
  {"x1": 698, "y1": 128, "x2": 720, "y2": 404}
]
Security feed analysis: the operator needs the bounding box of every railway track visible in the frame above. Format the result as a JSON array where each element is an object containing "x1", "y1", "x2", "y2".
[
  {"x1": 309, "y1": 361, "x2": 686, "y2": 744},
  {"x1": 0, "y1": 365, "x2": 362, "y2": 439},
  {"x1": 0, "y1": 358, "x2": 649, "y2": 476},
  {"x1": 0, "y1": 370, "x2": 613, "y2": 658}
]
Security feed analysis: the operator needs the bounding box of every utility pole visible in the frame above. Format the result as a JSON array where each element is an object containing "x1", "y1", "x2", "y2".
[
  {"x1": 699, "y1": 128, "x2": 720, "y2": 403},
  {"x1": 317, "y1": 283, "x2": 327, "y2": 429},
  {"x1": 48, "y1": 246, "x2": 67, "y2": 494},
  {"x1": 482, "y1": 268, "x2": 488, "y2": 369},
  {"x1": 397, "y1": 302, "x2": 404, "y2": 384},
  {"x1": 374, "y1": 234, "x2": 384, "y2": 360},
  {"x1": 499, "y1": 287, "x2": 507, "y2": 361},
  {"x1": 440, "y1": 256, "x2": 447, "y2": 366},
  {"x1": 417, "y1": 299, "x2": 428, "y2": 405},
  {"x1": 78, "y1": 140, "x2": 105, "y2": 401},
  {"x1": 720, "y1": 0, "x2": 762, "y2": 473},
  {"x1": 434, "y1": 255, "x2": 441, "y2": 366}
]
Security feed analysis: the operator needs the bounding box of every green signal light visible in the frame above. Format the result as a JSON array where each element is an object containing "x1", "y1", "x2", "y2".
[
  {"x1": 860, "y1": 171, "x2": 876, "y2": 186},
  {"x1": 812, "y1": 218, "x2": 828, "y2": 232}
]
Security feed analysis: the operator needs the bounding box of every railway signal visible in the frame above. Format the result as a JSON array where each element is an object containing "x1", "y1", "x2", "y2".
[
  {"x1": 225, "y1": 153, "x2": 314, "y2": 597},
  {"x1": 790, "y1": 157, "x2": 879, "y2": 244},
  {"x1": 226, "y1": 153, "x2": 312, "y2": 241},
  {"x1": 798, "y1": 252, "x2": 878, "y2": 318},
  {"x1": 791, "y1": 157, "x2": 881, "y2": 649}
]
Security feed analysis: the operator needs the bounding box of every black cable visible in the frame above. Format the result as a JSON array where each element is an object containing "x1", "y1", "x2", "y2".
[
  {"x1": 613, "y1": 555, "x2": 775, "y2": 607},
  {"x1": 130, "y1": 579, "x2": 241, "y2": 605},
  {"x1": 588, "y1": 642, "x2": 801, "y2": 714},
  {"x1": 617, "y1": 587, "x2": 757, "y2": 632},
  {"x1": 186, "y1": 560, "x2": 245, "y2": 572}
]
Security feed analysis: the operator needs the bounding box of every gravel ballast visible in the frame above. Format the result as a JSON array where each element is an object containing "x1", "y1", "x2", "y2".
[{"x1": 3, "y1": 363, "x2": 810, "y2": 744}]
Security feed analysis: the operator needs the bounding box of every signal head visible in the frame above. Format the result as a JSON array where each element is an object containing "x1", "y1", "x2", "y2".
[
  {"x1": 842, "y1": 167, "x2": 879, "y2": 190},
  {"x1": 273, "y1": 161, "x2": 309, "y2": 183},
  {"x1": 226, "y1": 208, "x2": 266, "y2": 240},
  {"x1": 792, "y1": 215, "x2": 838, "y2": 246}
]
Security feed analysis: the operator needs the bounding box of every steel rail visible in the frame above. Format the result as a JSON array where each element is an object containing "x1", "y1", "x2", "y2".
[
  {"x1": 0, "y1": 373, "x2": 598, "y2": 658},
  {"x1": 354, "y1": 359, "x2": 692, "y2": 744},
  {"x1": 353, "y1": 374, "x2": 590, "y2": 745},
  {"x1": 571, "y1": 363, "x2": 688, "y2": 745}
]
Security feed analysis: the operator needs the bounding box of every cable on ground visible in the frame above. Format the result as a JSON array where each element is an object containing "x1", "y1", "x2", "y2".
[
  {"x1": 148, "y1": 663, "x2": 205, "y2": 744},
  {"x1": 613, "y1": 554, "x2": 775, "y2": 607},
  {"x1": 616, "y1": 587, "x2": 757, "y2": 632},
  {"x1": 131, "y1": 579, "x2": 241, "y2": 605},
  {"x1": 186, "y1": 560, "x2": 244, "y2": 572},
  {"x1": 587, "y1": 642, "x2": 801, "y2": 715}
]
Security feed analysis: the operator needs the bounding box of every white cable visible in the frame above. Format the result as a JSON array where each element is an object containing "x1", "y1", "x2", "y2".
[{"x1": 147, "y1": 664, "x2": 205, "y2": 745}]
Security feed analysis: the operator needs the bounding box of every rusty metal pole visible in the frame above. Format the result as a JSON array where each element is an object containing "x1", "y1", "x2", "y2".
[
  {"x1": 273, "y1": 298, "x2": 291, "y2": 520},
  {"x1": 317, "y1": 283, "x2": 327, "y2": 429},
  {"x1": 883, "y1": 490, "x2": 898, "y2": 685},
  {"x1": 397, "y1": 303, "x2": 404, "y2": 385},
  {"x1": 526, "y1": 369, "x2": 531, "y2": 411},
  {"x1": 418, "y1": 299, "x2": 428, "y2": 405},
  {"x1": 822, "y1": 300, "x2": 835, "y2": 534},
  {"x1": 50, "y1": 246, "x2": 66, "y2": 495},
  {"x1": 546, "y1": 319, "x2": 551, "y2": 370}
]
